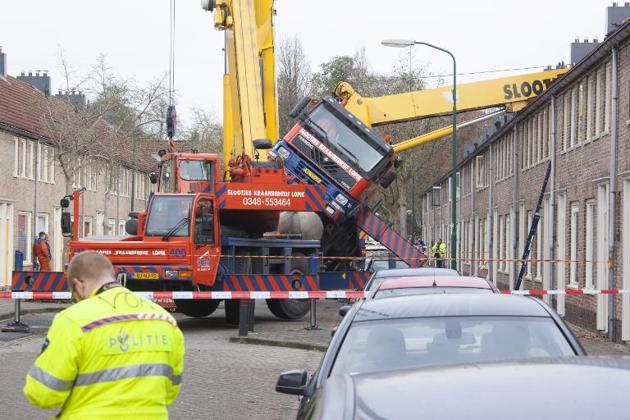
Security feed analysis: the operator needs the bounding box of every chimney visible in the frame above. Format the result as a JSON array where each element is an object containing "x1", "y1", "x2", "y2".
[
  {"x1": 607, "y1": 2, "x2": 630, "y2": 35},
  {"x1": 570, "y1": 38, "x2": 601, "y2": 64},
  {"x1": 17, "y1": 70, "x2": 52, "y2": 96},
  {"x1": 55, "y1": 89, "x2": 87, "y2": 110},
  {"x1": 0, "y1": 46, "x2": 6, "y2": 77}
]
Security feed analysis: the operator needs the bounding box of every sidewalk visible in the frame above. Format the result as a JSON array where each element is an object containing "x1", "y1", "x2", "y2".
[{"x1": 0, "y1": 299, "x2": 68, "y2": 321}]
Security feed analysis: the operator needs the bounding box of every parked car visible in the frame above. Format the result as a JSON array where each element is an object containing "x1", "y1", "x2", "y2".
[
  {"x1": 286, "y1": 357, "x2": 630, "y2": 420},
  {"x1": 364, "y1": 267, "x2": 460, "y2": 291},
  {"x1": 363, "y1": 245, "x2": 410, "y2": 271},
  {"x1": 276, "y1": 294, "x2": 585, "y2": 418},
  {"x1": 369, "y1": 275, "x2": 499, "y2": 299}
]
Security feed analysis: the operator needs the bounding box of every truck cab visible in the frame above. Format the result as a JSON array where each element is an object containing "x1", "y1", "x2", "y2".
[
  {"x1": 154, "y1": 152, "x2": 221, "y2": 194},
  {"x1": 271, "y1": 97, "x2": 397, "y2": 221}
]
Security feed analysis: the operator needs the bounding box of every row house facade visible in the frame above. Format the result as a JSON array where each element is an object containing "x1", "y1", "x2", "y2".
[
  {"x1": 419, "y1": 21, "x2": 630, "y2": 341},
  {"x1": 0, "y1": 74, "x2": 154, "y2": 288}
]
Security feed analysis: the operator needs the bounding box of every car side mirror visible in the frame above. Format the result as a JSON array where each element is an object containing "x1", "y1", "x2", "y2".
[
  {"x1": 338, "y1": 305, "x2": 351, "y2": 317},
  {"x1": 276, "y1": 370, "x2": 308, "y2": 396},
  {"x1": 125, "y1": 219, "x2": 138, "y2": 236}
]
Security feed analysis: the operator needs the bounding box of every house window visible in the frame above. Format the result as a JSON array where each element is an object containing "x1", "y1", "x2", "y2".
[
  {"x1": 570, "y1": 87, "x2": 577, "y2": 148},
  {"x1": 118, "y1": 220, "x2": 126, "y2": 236},
  {"x1": 48, "y1": 148, "x2": 55, "y2": 183},
  {"x1": 83, "y1": 216, "x2": 93, "y2": 237},
  {"x1": 585, "y1": 200, "x2": 595, "y2": 289},
  {"x1": 505, "y1": 214, "x2": 511, "y2": 274},
  {"x1": 562, "y1": 92, "x2": 570, "y2": 151},
  {"x1": 36, "y1": 213, "x2": 49, "y2": 237},
  {"x1": 476, "y1": 155, "x2": 486, "y2": 188},
  {"x1": 17, "y1": 212, "x2": 32, "y2": 265},
  {"x1": 605, "y1": 62, "x2": 612, "y2": 132},
  {"x1": 578, "y1": 80, "x2": 586, "y2": 143},
  {"x1": 14, "y1": 138, "x2": 35, "y2": 180},
  {"x1": 106, "y1": 219, "x2": 116, "y2": 235},
  {"x1": 569, "y1": 205, "x2": 579, "y2": 288},
  {"x1": 586, "y1": 75, "x2": 595, "y2": 140},
  {"x1": 536, "y1": 205, "x2": 544, "y2": 282},
  {"x1": 595, "y1": 67, "x2": 603, "y2": 136},
  {"x1": 527, "y1": 211, "x2": 533, "y2": 279}
]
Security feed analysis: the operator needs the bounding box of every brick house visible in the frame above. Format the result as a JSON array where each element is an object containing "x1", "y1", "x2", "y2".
[
  {"x1": 0, "y1": 62, "x2": 156, "y2": 287},
  {"x1": 418, "y1": 19, "x2": 630, "y2": 341}
]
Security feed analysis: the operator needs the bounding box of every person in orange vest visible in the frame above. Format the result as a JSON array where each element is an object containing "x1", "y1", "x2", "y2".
[{"x1": 33, "y1": 232, "x2": 52, "y2": 272}]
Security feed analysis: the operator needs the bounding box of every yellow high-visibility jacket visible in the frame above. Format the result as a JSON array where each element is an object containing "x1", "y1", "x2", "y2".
[
  {"x1": 432, "y1": 242, "x2": 447, "y2": 257},
  {"x1": 24, "y1": 285, "x2": 185, "y2": 419}
]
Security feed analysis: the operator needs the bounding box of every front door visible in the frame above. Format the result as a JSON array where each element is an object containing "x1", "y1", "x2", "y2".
[
  {"x1": 0, "y1": 202, "x2": 14, "y2": 287},
  {"x1": 192, "y1": 197, "x2": 220, "y2": 287}
]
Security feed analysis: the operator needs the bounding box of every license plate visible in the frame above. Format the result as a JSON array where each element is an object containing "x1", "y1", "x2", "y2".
[{"x1": 134, "y1": 272, "x2": 159, "y2": 280}]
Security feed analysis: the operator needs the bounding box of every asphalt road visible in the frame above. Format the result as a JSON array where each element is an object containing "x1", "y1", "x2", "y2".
[
  {"x1": 0, "y1": 307, "x2": 323, "y2": 420},
  {"x1": 2, "y1": 302, "x2": 630, "y2": 419}
]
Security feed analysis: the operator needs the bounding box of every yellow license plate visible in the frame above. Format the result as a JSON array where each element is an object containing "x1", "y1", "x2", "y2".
[
  {"x1": 134, "y1": 272, "x2": 159, "y2": 280},
  {"x1": 303, "y1": 168, "x2": 322, "y2": 184}
]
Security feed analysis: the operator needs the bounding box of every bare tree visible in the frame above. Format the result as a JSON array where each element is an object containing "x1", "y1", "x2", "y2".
[
  {"x1": 277, "y1": 37, "x2": 312, "y2": 135},
  {"x1": 185, "y1": 107, "x2": 222, "y2": 154}
]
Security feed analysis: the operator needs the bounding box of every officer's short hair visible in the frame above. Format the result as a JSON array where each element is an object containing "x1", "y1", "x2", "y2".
[{"x1": 68, "y1": 252, "x2": 115, "y2": 283}]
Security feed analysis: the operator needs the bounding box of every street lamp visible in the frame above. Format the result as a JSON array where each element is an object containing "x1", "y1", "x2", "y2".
[{"x1": 382, "y1": 38, "x2": 458, "y2": 270}]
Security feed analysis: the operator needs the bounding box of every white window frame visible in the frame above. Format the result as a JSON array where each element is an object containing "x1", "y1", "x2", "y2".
[
  {"x1": 585, "y1": 200, "x2": 596, "y2": 289},
  {"x1": 118, "y1": 220, "x2": 126, "y2": 236},
  {"x1": 36, "y1": 213, "x2": 49, "y2": 237},
  {"x1": 595, "y1": 67, "x2": 603, "y2": 136},
  {"x1": 569, "y1": 205, "x2": 579, "y2": 288},
  {"x1": 562, "y1": 92, "x2": 570, "y2": 151},
  {"x1": 570, "y1": 87, "x2": 577, "y2": 148},
  {"x1": 17, "y1": 211, "x2": 32, "y2": 265},
  {"x1": 82, "y1": 216, "x2": 93, "y2": 238}
]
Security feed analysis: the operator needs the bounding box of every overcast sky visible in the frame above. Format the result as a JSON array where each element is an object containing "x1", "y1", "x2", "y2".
[{"x1": 1, "y1": 0, "x2": 616, "y2": 128}]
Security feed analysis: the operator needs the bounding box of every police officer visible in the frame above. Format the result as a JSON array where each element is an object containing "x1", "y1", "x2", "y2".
[
  {"x1": 432, "y1": 239, "x2": 447, "y2": 268},
  {"x1": 24, "y1": 252, "x2": 185, "y2": 419}
]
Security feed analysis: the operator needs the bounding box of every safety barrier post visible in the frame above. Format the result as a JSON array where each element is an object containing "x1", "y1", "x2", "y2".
[
  {"x1": 2, "y1": 299, "x2": 30, "y2": 333},
  {"x1": 248, "y1": 300, "x2": 255, "y2": 333},
  {"x1": 238, "y1": 299, "x2": 253, "y2": 337},
  {"x1": 305, "y1": 299, "x2": 320, "y2": 330}
]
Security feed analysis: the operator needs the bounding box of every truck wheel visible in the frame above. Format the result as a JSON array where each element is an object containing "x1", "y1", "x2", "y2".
[
  {"x1": 266, "y1": 252, "x2": 311, "y2": 320},
  {"x1": 225, "y1": 251, "x2": 252, "y2": 325},
  {"x1": 174, "y1": 297, "x2": 220, "y2": 318}
]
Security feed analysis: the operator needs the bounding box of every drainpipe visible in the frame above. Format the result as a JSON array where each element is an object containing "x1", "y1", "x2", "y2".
[
  {"x1": 472, "y1": 167, "x2": 476, "y2": 275},
  {"x1": 608, "y1": 47, "x2": 619, "y2": 340},
  {"x1": 32, "y1": 141, "x2": 39, "y2": 266},
  {"x1": 548, "y1": 96, "x2": 557, "y2": 307},
  {"x1": 488, "y1": 143, "x2": 494, "y2": 283},
  {"x1": 512, "y1": 127, "x2": 519, "y2": 289}
]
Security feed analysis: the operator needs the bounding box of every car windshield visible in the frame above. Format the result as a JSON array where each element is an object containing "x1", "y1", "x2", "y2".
[
  {"x1": 374, "y1": 287, "x2": 493, "y2": 299},
  {"x1": 330, "y1": 316, "x2": 575, "y2": 376},
  {"x1": 179, "y1": 160, "x2": 214, "y2": 181},
  {"x1": 365, "y1": 269, "x2": 459, "y2": 291},
  {"x1": 145, "y1": 195, "x2": 193, "y2": 237},
  {"x1": 308, "y1": 104, "x2": 386, "y2": 174}
]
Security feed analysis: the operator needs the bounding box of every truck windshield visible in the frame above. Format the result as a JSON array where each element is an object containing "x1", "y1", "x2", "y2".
[
  {"x1": 308, "y1": 104, "x2": 386, "y2": 175},
  {"x1": 179, "y1": 160, "x2": 214, "y2": 182},
  {"x1": 145, "y1": 195, "x2": 193, "y2": 237}
]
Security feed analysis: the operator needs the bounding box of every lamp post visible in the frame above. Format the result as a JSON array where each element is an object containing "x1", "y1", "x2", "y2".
[{"x1": 382, "y1": 39, "x2": 457, "y2": 269}]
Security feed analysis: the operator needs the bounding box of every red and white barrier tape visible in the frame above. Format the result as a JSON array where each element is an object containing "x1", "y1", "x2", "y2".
[
  {"x1": 0, "y1": 290, "x2": 367, "y2": 300},
  {"x1": 0, "y1": 289, "x2": 628, "y2": 300}
]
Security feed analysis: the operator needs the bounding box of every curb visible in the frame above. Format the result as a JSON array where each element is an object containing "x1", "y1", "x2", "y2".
[{"x1": 228, "y1": 336, "x2": 327, "y2": 352}]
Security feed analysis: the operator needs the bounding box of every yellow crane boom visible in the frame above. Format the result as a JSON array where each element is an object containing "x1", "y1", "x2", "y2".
[
  {"x1": 335, "y1": 67, "x2": 567, "y2": 126},
  {"x1": 204, "y1": 0, "x2": 279, "y2": 171}
]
